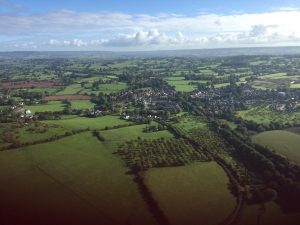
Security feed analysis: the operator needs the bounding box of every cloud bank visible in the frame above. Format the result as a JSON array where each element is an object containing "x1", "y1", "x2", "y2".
[{"x1": 1, "y1": 7, "x2": 300, "y2": 50}]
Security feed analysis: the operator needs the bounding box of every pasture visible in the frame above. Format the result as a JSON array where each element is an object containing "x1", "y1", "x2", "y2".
[
  {"x1": 82, "y1": 82, "x2": 127, "y2": 95},
  {"x1": 144, "y1": 162, "x2": 236, "y2": 225},
  {"x1": 291, "y1": 83, "x2": 300, "y2": 88},
  {"x1": 17, "y1": 122, "x2": 67, "y2": 143},
  {"x1": 70, "y1": 100, "x2": 95, "y2": 109},
  {"x1": 27, "y1": 101, "x2": 64, "y2": 113},
  {"x1": 57, "y1": 82, "x2": 127, "y2": 95},
  {"x1": 165, "y1": 76, "x2": 199, "y2": 92},
  {"x1": 252, "y1": 130, "x2": 300, "y2": 164},
  {"x1": 101, "y1": 123, "x2": 173, "y2": 143},
  {"x1": 214, "y1": 83, "x2": 230, "y2": 88},
  {"x1": 45, "y1": 115, "x2": 131, "y2": 131},
  {"x1": 56, "y1": 84, "x2": 82, "y2": 95},
  {"x1": 0, "y1": 132, "x2": 156, "y2": 225}
]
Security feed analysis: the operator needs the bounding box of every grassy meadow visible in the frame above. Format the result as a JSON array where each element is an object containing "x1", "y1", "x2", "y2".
[
  {"x1": 0, "y1": 132, "x2": 157, "y2": 225},
  {"x1": 165, "y1": 76, "x2": 201, "y2": 92},
  {"x1": 70, "y1": 100, "x2": 95, "y2": 109},
  {"x1": 45, "y1": 115, "x2": 131, "y2": 130},
  {"x1": 27, "y1": 101, "x2": 65, "y2": 113},
  {"x1": 145, "y1": 162, "x2": 236, "y2": 225},
  {"x1": 56, "y1": 82, "x2": 127, "y2": 95},
  {"x1": 252, "y1": 130, "x2": 300, "y2": 164}
]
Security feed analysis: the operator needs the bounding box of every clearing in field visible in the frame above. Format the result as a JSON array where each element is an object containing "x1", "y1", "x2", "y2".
[
  {"x1": 251, "y1": 79, "x2": 282, "y2": 90},
  {"x1": 144, "y1": 161, "x2": 236, "y2": 225},
  {"x1": 252, "y1": 130, "x2": 300, "y2": 164},
  {"x1": 0, "y1": 132, "x2": 157, "y2": 225}
]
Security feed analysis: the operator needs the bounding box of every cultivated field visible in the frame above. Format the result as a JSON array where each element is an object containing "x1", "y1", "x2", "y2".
[
  {"x1": 44, "y1": 95, "x2": 92, "y2": 101},
  {"x1": 0, "y1": 80, "x2": 64, "y2": 89},
  {"x1": 145, "y1": 162, "x2": 236, "y2": 225}
]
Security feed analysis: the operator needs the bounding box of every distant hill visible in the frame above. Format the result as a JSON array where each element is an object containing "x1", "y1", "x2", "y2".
[{"x1": 1, "y1": 46, "x2": 300, "y2": 59}]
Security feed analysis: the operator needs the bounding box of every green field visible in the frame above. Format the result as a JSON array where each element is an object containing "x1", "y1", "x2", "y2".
[
  {"x1": 27, "y1": 87, "x2": 60, "y2": 94},
  {"x1": 101, "y1": 123, "x2": 173, "y2": 143},
  {"x1": 16, "y1": 123, "x2": 67, "y2": 143},
  {"x1": 173, "y1": 116, "x2": 206, "y2": 134},
  {"x1": 291, "y1": 83, "x2": 300, "y2": 88},
  {"x1": 82, "y1": 82, "x2": 127, "y2": 94},
  {"x1": 26, "y1": 100, "x2": 94, "y2": 113},
  {"x1": 165, "y1": 77, "x2": 199, "y2": 92},
  {"x1": 58, "y1": 82, "x2": 127, "y2": 95},
  {"x1": 1, "y1": 117, "x2": 170, "y2": 147},
  {"x1": 237, "y1": 105, "x2": 300, "y2": 125},
  {"x1": 45, "y1": 115, "x2": 131, "y2": 130},
  {"x1": 214, "y1": 83, "x2": 230, "y2": 88},
  {"x1": 145, "y1": 162, "x2": 236, "y2": 225},
  {"x1": 70, "y1": 100, "x2": 95, "y2": 109},
  {"x1": 56, "y1": 83, "x2": 82, "y2": 95},
  {"x1": 0, "y1": 132, "x2": 156, "y2": 225},
  {"x1": 27, "y1": 101, "x2": 64, "y2": 113},
  {"x1": 252, "y1": 130, "x2": 300, "y2": 164},
  {"x1": 260, "y1": 73, "x2": 287, "y2": 79}
]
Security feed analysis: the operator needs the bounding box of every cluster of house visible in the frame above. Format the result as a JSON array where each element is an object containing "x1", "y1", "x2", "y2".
[
  {"x1": 190, "y1": 85, "x2": 300, "y2": 115},
  {"x1": 17, "y1": 108, "x2": 33, "y2": 119},
  {"x1": 0, "y1": 94, "x2": 11, "y2": 99},
  {"x1": 120, "y1": 110, "x2": 160, "y2": 122},
  {"x1": 115, "y1": 88, "x2": 173, "y2": 103},
  {"x1": 85, "y1": 108, "x2": 103, "y2": 117},
  {"x1": 272, "y1": 97, "x2": 300, "y2": 112}
]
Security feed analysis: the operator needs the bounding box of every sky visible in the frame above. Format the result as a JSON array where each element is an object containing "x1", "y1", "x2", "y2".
[{"x1": 1, "y1": 0, "x2": 300, "y2": 51}]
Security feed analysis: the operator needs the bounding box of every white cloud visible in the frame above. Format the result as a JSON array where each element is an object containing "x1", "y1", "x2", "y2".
[
  {"x1": 49, "y1": 39, "x2": 60, "y2": 45},
  {"x1": 72, "y1": 39, "x2": 86, "y2": 47},
  {"x1": 101, "y1": 29, "x2": 186, "y2": 47},
  {"x1": 1, "y1": 8, "x2": 300, "y2": 50},
  {"x1": 276, "y1": 7, "x2": 299, "y2": 11},
  {"x1": 63, "y1": 40, "x2": 71, "y2": 46}
]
